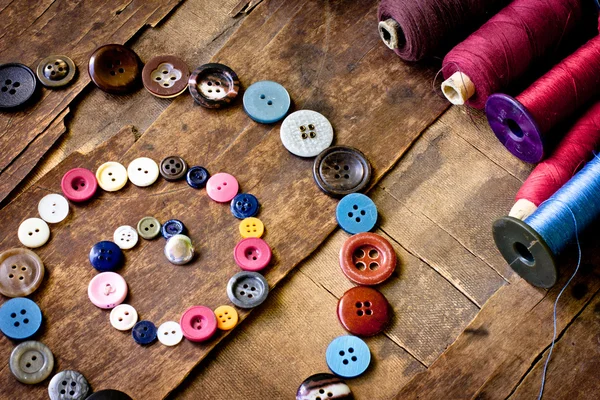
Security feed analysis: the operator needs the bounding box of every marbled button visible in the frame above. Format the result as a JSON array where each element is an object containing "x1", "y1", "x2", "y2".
[
  {"x1": 296, "y1": 373, "x2": 353, "y2": 400},
  {"x1": 109, "y1": 304, "x2": 138, "y2": 331},
  {"x1": 186, "y1": 166, "x2": 210, "y2": 189},
  {"x1": 38, "y1": 194, "x2": 69, "y2": 224},
  {"x1": 281, "y1": 110, "x2": 334, "y2": 157},
  {"x1": 339, "y1": 233, "x2": 396, "y2": 286},
  {"x1": 48, "y1": 370, "x2": 90, "y2": 400},
  {"x1": 164, "y1": 234, "x2": 194, "y2": 265},
  {"x1": 157, "y1": 321, "x2": 183, "y2": 346},
  {"x1": 137, "y1": 216, "x2": 161, "y2": 240},
  {"x1": 127, "y1": 157, "x2": 159, "y2": 187},
  {"x1": 0, "y1": 297, "x2": 42, "y2": 340},
  {"x1": 132, "y1": 320, "x2": 157, "y2": 345},
  {"x1": 326, "y1": 336, "x2": 370, "y2": 378},
  {"x1": 233, "y1": 238, "x2": 271, "y2": 272},
  {"x1": 0, "y1": 248, "x2": 44, "y2": 298},
  {"x1": 159, "y1": 156, "x2": 188, "y2": 181},
  {"x1": 85, "y1": 389, "x2": 133, "y2": 400},
  {"x1": 180, "y1": 305, "x2": 217, "y2": 342},
  {"x1": 230, "y1": 193, "x2": 260, "y2": 219},
  {"x1": 113, "y1": 225, "x2": 138, "y2": 250},
  {"x1": 336, "y1": 193, "x2": 377, "y2": 234},
  {"x1": 142, "y1": 55, "x2": 189, "y2": 98},
  {"x1": 96, "y1": 161, "x2": 128, "y2": 192},
  {"x1": 61, "y1": 168, "x2": 97, "y2": 202},
  {"x1": 88, "y1": 44, "x2": 141, "y2": 94},
  {"x1": 206, "y1": 172, "x2": 239, "y2": 202},
  {"x1": 214, "y1": 305, "x2": 238, "y2": 330},
  {"x1": 18, "y1": 218, "x2": 50, "y2": 248},
  {"x1": 89, "y1": 241, "x2": 124, "y2": 272},
  {"x1": 313, "y1": 146, "x2": 371, "y2": 197},
  {"x1": 239, "y1": 217, "x2": 265, "y2": 238},
  {"x1": 9, "y1": 341, "x2": 54, "y2": 384},
  {"x1": 337, "y1": 286, "x2": 390, "y2": 336},
  {"x1": 87, "y1": 272, "x2": 127, "y2": 309},
  {"x1": 0, "y1": 63, "x2": 37, "y2": 110},
  {"x1": 161, "y1": 219, "x2": 186, "y2": 239},
  {"x1": 227, "y1": 271, "x2": 269, "y2": 309},
  {"x1": 243, "y1": 80, "x2": 290, "y2": 123},
  {"x1": 36, "y1": 55, "x2": 76, "y2": 88},
  {"x1": 188, "y1": 63, "x2": 239, "y2": 108}
]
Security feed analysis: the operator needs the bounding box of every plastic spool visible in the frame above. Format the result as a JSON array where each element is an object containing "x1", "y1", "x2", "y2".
[{"x1": 441, "y1": 71, "x2": 475, "y2": 106}]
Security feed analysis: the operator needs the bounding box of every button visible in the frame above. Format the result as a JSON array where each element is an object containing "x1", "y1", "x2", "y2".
[
  {"x1": 157, "y1": 321, "x2": 183, "y2": 346},
  {"x1": 0, "y1": 297, "x2": 42, "y2": 340},
  {"x1": 243, "y1": 80, "x2": 290, "y2": 123},
  {"x1": 0, "y1": 63, "x2": 37, "y2": 110},
  {"x1": 109, "y1": 304, "x2": 138, "y2": 331},
  {"x1": 0, "y1": 248, "x2": 45, "y2": 298},
  {"x1": 9, "y1": 341, "x2": 54, "y2": 384},
  {"x1": 96, "y1": 161, "x2": 128, "y2": 192},
  {"x1": 336, "y1": 193, "x2": 377, "y2": 234},
  {"x1": 214, "y1": 305, "x2": 238, "y2": 330},
  {"x1": 227, "y1": 271, "x2": 269, "y2": 309},
  {"x1": 233, "y1": 238, "x2": 272, "y2": 272},
  {"x1": 325, "y1": 335, "x2": 370, "y2": 378},
  {"x1": 164, "y1": 234, "x2": 194, "y2": 265},
  {"x1": 48, "y1": 370, "x2": 90, "y2": 400},
  {"x1": 230, "y1": 193, "x2": 260, "y2": 219},
  {"x1": 137, "y1": 216, "x2": 161, "y2": 240},
  {"x1": 296, "y1": 373, "x2": 353, "y2": 400},
  {"x1": 239, "y1": 217, "x2": 265, "y2": 238},
  {"x1": 188, "y1": 63, "x2": 240, "y2": 108},
  {"x1": 161, "y1": 219, "x2": 186, "y2": 239},
  {"x1": 339, "y1": 232, "x2": 396, "y2": 286},
  {"x1": 127, "y1": 157, "x2": 159, "y2": 187},
  {"x1": 142, "y1": 55, "x2": 189, "y2": 98},
  {"x1": 159, "y1": 156, "x2": 188, "y2": 181},
  {"x1": 89, "y1": 241, "x2": 124, "y2": 272},
  {"x1": 113, "y1": 225, "x2": 138, "y2": 250},
  {"x1": 337, "y1": 286, "x2": 390, "y2": 336},
  {"x1": 38, "y1": 194, "x2": 69, "y2": 223},
  {"x1": 36, "y1": 55, "x2": 76, "y2": 88},
  {"x1": 132, "y1": 320, "x2": 157, "y2": 345},
  {"x1": 180, "y1": 305, "x2": 218, "y2": 342},
  {"x1": 85, "y1": 389, "x2": 133, "y2": 400},
  {"x1": 87, "y1": 272, "x2": 127, "y2": 309},
  {"x1": 281, "y1": 110, "x2": 334, "y2": 157},
  {"x1": 18, "y1": 218, "x2": 50, "y2": 248},
  {"x1": 206, "y1": 172, "x2": 239, "y2": 202},
  {"x1": 61, "y1": 168, "x2": 98, "y2": 202},
  {"x1": 186, "y1": 166, "x2": 210, "y2": 189},
  {"x1": 88, "y1": 44, "x2": 141, "y2": 94},
  {"x1": 313, "y1": 146, "x2": 371, "y2": 197}
]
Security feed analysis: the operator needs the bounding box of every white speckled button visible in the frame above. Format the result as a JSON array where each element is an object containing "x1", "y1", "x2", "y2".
[
  {"x1": 96, "y1": 161, "x2": 128, "y2": 192},
  {"x1": 280, "y1": 110, "x2": 334, "y2": 157},
  {"x1": 157, "y1": 321, "x2": 183, "y2": 346},
  {"x1": 18, "y1": 218, "x2": 50, "y2": 248},
  {"x1": 113, "y1": 226, "x2": 138, "y2": 250},
  {"x1": 37, "y1": 194, "x2": 69, "y2": 223},
  {"x1": 109, "y1": 304, "x2": 138, "y2": 331},
  {"x1": 127, "y1": 157, "x2": 159, "y2": 187}
]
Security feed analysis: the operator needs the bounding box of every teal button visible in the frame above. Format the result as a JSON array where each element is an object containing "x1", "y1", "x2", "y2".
[{"x1": 243, "y1": 80, "x2": 290, "y2": 124}]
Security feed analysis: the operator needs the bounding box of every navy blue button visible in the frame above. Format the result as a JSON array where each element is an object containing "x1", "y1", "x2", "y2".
[
  {"x1": 326, "y1": 335, "x2": 371, "y2": 378},
  {"x1": 89, "y1": 241, "x2": 124, "y2": 272},
  {"x1": 0, "y1": 297, "x2": 42, "y2": 340},
  {"x1": 230, "y1": 193, "x2": 260, "y2": 219},
  {"x1": 161, "y1": 219, "x2": 186, "y2": 239},
  {"x1": 335, "y1": 193, "x2": 377, "y2": 234},
  {"x1": 243, "y1": 81, "x2": 290, "y2": 124},
  {"x1": 186, "y1": 166, "x2": 210, "y2": 189},
  {"x1": 132, "y1": 320, "x2": 157, "y2": 345}
]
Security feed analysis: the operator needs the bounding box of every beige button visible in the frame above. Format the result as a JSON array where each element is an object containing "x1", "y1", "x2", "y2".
[
  {"x1": 18, "y1": 218, "x2": 50, "y2": 248},
  {"x1": 96, "y1": 162, "x2": 128, "y2": 192},
  {"x1": 0, "y1": 248, "x2": 45, "y2": 298}
]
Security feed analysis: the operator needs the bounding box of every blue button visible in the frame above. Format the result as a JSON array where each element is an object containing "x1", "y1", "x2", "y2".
[
  {"x1": 161, "y1": 219, "x2": 186, "y2": 239},
  {"x1": 89, "y1": 241, "x2": 124, "y2": 272},
  {"x1": 243, "y1": 81, "x2": 290, "y2": 124},
  {"x1": 230, "y1": 193, "x2": 260, "y2": 219},
  {"x1": 186, "y1": 166, "x2": 210, "y2": 189},
  {"x1": 326, "y1": 335, "x2": 370, "y2": 378},
  {"x1": 0, "y1": 297, "x2": 42, "y2": 340},
  {"x1": 335, "y1": 193, "x2": 377, "y2": 234},
  {"x1": 132, "y1": 320, "x2": 157, "y2": 345}
]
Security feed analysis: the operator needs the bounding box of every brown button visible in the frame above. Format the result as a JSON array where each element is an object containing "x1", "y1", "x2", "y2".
[
  {"x1": 36, "y1": 55, "x2": 76, "y2": 88},
  {"x1": 337, "y1": 286, "x2": 390, "y2": 336},
  {"x1": 142, "y1": 55, "x2": 189, "y2": 98},
  {"x1": 313, "y1": 146, "x2": 371, "y2": 197},
  {"x1": 159, "y1": 156, "x2": 188, "y2": 181},
  {"x1": 188, "y1": 63, "x2": 239, "y2": 108},
  {"x1": 0, "y1": 248, "x2": 45, "y2": 298},
  {"x1": 88, "y1": 44, "x2": 141, "y2": 94},
  {"x1": 339, "y1": 232, "x2": 396, "y2": 285}
]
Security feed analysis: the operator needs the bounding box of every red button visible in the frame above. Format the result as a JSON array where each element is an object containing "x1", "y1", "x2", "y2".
[
  {"x1": 339, "y1": 232, "x2": 396, "y2": 285},
  {"x1": 61, "y1": 168, "x2": 98, "y2": 202},
  {"x1": 337, "y1": 286, "x2": 390, "y2": 336},
  {"x1": 180, "y1": 305, "x2": 217, "y2": 342},
  {"x1": 233, "y1": 238, "x2": 272, "y2": 272}
]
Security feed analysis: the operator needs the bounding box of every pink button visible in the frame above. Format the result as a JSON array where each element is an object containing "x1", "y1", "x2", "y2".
[
  {"x1": 206, "y1": 173, "x2": 239, "y2": 202},
  {"x1": 180, "y1": 305, "x2": 217, "y2": 342},
  {"x1": 61, "y1": 168, "x2": 98, "y2": 202},
  {"x1": 87, "y1": 272, "x2": 128, "y2": 309},
  {"x1": 233, "y1": 238, "x2": 272, "y2": 271}
]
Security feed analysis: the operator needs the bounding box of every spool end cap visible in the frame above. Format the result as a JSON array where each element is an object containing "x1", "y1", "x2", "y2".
[
  {"x1": 509, "y1": 199, "x2": 538, "y2": 220},
  {"x1": 378, "y1": 18, "x2": 400, "y2": 50},
  {"x1": 441, "y1": 71, "x2": 475, "y2": 105}
]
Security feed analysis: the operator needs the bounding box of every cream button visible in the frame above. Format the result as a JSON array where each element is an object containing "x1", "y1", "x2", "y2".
[
  {"x1": 127, "y1": 157, "x2": 159, "y2": 187},
  {"x1": 96, "y1": 162, "x2": 128, "y2": 192},
  {"x1": 18, "y1": 218, "x2": 50, "y2": 248},
  {"x1": 113, "y1": 225, "x2": 138, "y2": 250},
  {"x1": 37, "y1": 194, "x2": 69, "y2": 223},
  {"x1": 109, "y1": 304, "x2": 138, "y2": 331},
  {"x1": 157, "y1": 321, "x2": 183, "y2": 346}
]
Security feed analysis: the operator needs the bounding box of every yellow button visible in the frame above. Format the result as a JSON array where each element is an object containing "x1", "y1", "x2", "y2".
[
  {"x1": 214, "y1": 305, "x2": 238, "y2": 330},
  {"x1": 239, "y1": 217, "x2": 264, "y2": 238},
  {"x1": 96, "y1": 161, "x2": 128, "y2": 192}
]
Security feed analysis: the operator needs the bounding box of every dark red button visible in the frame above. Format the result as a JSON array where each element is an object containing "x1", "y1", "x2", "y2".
[
  {"x1": 88, "y1": 44, "x2": 141, "y2": 94},
  {"x1": 61, "y1": 168, "x2": 98, "y2": 202},
  {"x1": 339, "y1": 232, "x2": 396, "y2": 285},
  {"x1": 142, "y1": 55, "x2": 189, "y2": 98},
  {"x1": 188, "y1": 63, "x2": 239, "y2": 108},
  {"x1": 337, "y1": 286, "x2": 390, "y2": 336}
]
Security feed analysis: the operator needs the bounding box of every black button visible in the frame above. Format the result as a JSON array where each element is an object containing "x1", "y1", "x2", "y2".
[
  {"x1": 313, "y1": 146, "x2": 371, "y2": 197},
  {"x1": 159, "y1": 156, "x2": 188, "y2": 181},
  {"x1": 85, "y1": 389, "x2": 133, "y2": 400},
  {"x1": 0, "y1": 63, "x2": 37, "y2": 111},
  {"x1": 36, "y1": 55, "x2": 76, "y2": 88},
  {"x1": 188, "y1": 63, "x2": 240, "y2": 109}
]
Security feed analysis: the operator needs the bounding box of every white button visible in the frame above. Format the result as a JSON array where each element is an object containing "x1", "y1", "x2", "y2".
[
  {"x1": 127, "y1": 157, "x2": 159, "y2": 187},
  {"x1": 109, "y1": 304, "x2": 138, "y2": 331},
  {"x1": 37, "y1": 194, "x2": 69, "y2": 223},
  {"x1": 280, "y1": 110, "x2": 334, "y2": 157},
  {"x1": 17, "y1": 218, "x2": 50, "y2": 248},
  {"x1": 157, "y1": 321, "x2": 183, "y2": 346},
  {"x1": 96, "y1": 162, "x2": 128, "y2": 192},
  {"x1": 113, "y1": 225, "x2": 138, "y2": 250}
]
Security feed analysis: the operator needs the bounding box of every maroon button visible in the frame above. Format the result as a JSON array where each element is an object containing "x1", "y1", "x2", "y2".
[
  {"x1": 142, "y1": 55, "x2": 189, "y2": 98},
  {"x1": 88, "y1": 44, "x2": 141, "y2": 94},
  {"x1": 339, "y1": 232, "x2": 396, "y2": 285},
  {"x1": 188, "y1": 63, "x2": 239, "y2": 108},
  {"x1": 61, "y1": 168, "x2": 98, "y2": 202},
  {"x1": 337, "y1": 286, "x2": 390, "y2": 336}
]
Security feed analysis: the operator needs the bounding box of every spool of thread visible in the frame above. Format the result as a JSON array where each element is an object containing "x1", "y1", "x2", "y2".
[
  {"x1": 485, "y1": 35, "x2": 600, "y2": 163},
  {"x1": 510, "y1": 101, "x2": 600, "y2": 220},
  {"x1": 441, "y1": 0, "x2": 586, "y2": 108},
  {"x1": 377, "y1": 0, "x2": 510, "y2": 62}
]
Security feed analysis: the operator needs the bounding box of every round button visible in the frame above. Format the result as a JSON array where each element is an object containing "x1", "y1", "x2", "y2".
[
  {"x1": 61, "y1": 168, "x2": 97, "y2": 202},
  {"x1": 159, "y1": 156, "x2": 188, "y2": 181},
  {"x1": 233, "y1": 238, "x2": 272, "y2": 272},
  {"x1": 127, "y1": 157, "x2": 159, "y2": 187},
  {"x1": 313, "y1": 146, "x2": 371, "y2": 197},
  {"x1": 0, "y1": 297, "x2": 42, "y2": 340},
  {"x1": 87, "y1": 272, "x2": 127, "y2": 309},
  {"x1": 230, "y1": 193, "x2": 260, "y2": 219},
  {"x1": 206, "y1": 172, "x2": 239, "y2": 202},
  {"x1": 96, "y1": 161, "x2": 128, "y2": 192},
  {"x1": 188, "y1": 63, "x2": 240, "y2": 108},
  {"x1": 89, "y1": 241, "x2": 124, "y2": 272},
  {"x1": 9, "y1": 341, "x2": 54, "y2": 384},
  {"x1": 281, "y1": 110, "x2": 334, "y2": 157},
  {"x1": 164, "y1": 234, "x2": 194, "y2": 265},
  {"x1": 337, "y1": 286, "x2": 390, "y2": 336},
  {"x1": 325, "y1": 335, "x2": 370, "y2": 378},
  {"x1": 161, "y1": 219, "x2": 186, "y2": 239},
  {"x1": 86, "y1": 389, "x2": 133, "y2": 400},
  {"x1": 214, "y1": 305, "x2": 238, "y2": 330},
  {"x1": 142, "y1": 55, "x2": 189, "y2": 98},
  {"x1": 243, "y1": 80, "x2": 290, "y2": 123},
  {"x1": 18, "y1": 218, "x2": 50, "y2": 248},
  {"x1": 88, "y1": 44, "x2": 141, "y2": 94},
  {"x1": 137, "y1": 216, "x2": 161, "y2": 240},
  {"x1": 132, "y1": 320, "x2": 157, "y2": 345},
  {"x1": 157, "y1": 321, "x2": 183, "y2": 346},
  {"x1": 239, "y1": 217, "x2": 265, "y2": 238},
  {"x1": 0, "y1": 63, "x2": 37, "y2": 110},
  {"x1": 0, "y1": 248, "x2": 45, "y2": 298},
  {"x1": 296, "y1": 373, "x2": 353, "y2": 400},
  {"x1": 227, "y1": 271, "x2": 269, "y2": 309},
  {"x1": 180, "y1": 305, "x2": 218, "y2": 342},
  {"x1": 38, "y1": 194, "x2": 69, "y2": 223},
  {"x1": 109, "y1": 304, "x2": 138, "y2": 331},
  {"x1": 113, "y1": 225, "x2": 138, "y2": 250},
  {"x1": 339, "y1": 232, "x2": 396, "y2": 286},
  {"x1": 186, "y1": 166, "x2": 210, "y2": 189},
  {"x1": 336, "y1": 193, "x2": 377, "y2": 234},
  {"x1": 48, "y1": 370, "x2": 90, "y2": 400},
  {"x1": 36, "y1": 55, "x2": 76, "y2": 88}
]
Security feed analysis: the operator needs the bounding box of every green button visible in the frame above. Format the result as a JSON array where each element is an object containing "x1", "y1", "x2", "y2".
[{"x1": 137, "y1": 216, "x2": 161, "y2": 240}]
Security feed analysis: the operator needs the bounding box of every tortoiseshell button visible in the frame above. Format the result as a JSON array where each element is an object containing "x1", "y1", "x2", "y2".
[
  {"x1": 339, "y1": 233, "x2": 396, "y2": 285},
  {"x1": 296, "y1": 373, "x2": 353, "y2": 400},
  {"x1": 159, "y1": 156, "x2": 188, "y2": 181},
  {"x1": 313, "y1": 146, "x2": 371, "y2": 197},
  {"x1": 36, "y1": 55, "x2": 76, "y2": 88},
  {"x1": 0, "y1": 63, "x2": 37, "y2": 110},
  {"x1": 142, "y1": 55, "x2": 189, "y2": 98},
  {"x1": 0, "y1": 248, "x2": 45, "y2": 298},
  {"x1": 337, "y1": 286, "x2": 390, "y2": 336},
  {"x1": 88, "y1": 44, "x2": 141, "y2": 94},
  {"x1": 188, "y1": 63, "x2": 239, "y2": 109}
]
